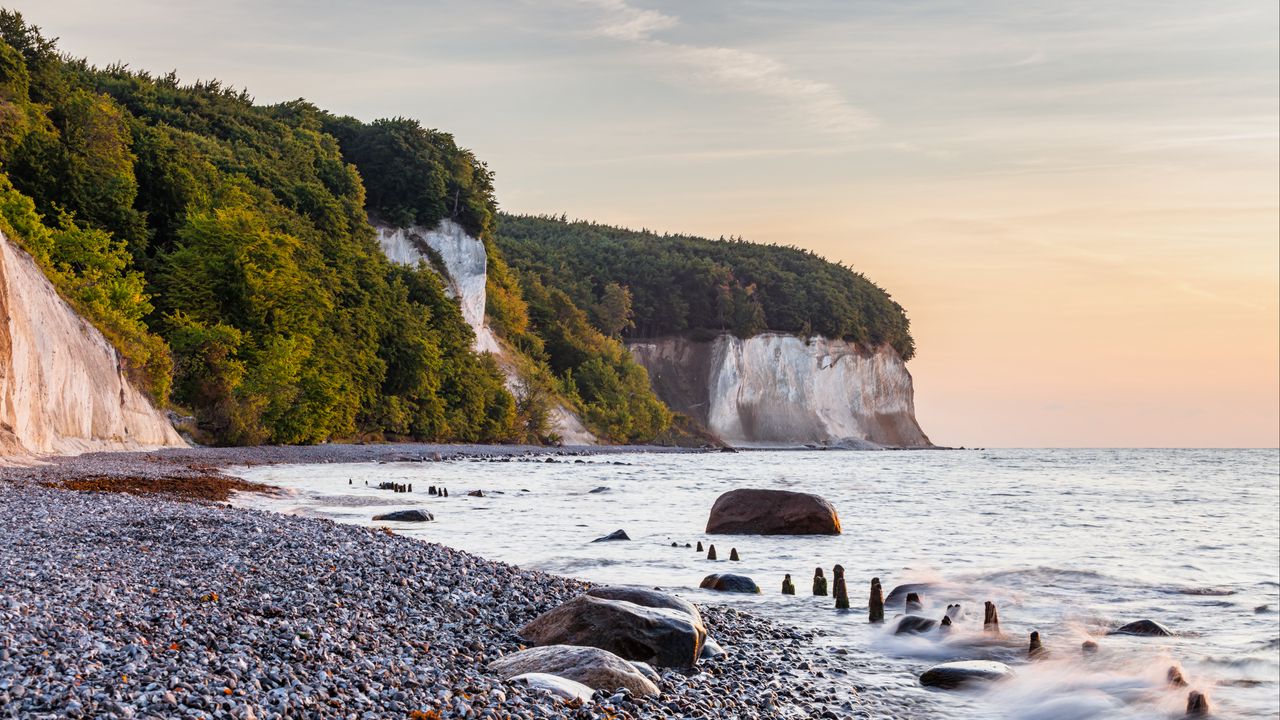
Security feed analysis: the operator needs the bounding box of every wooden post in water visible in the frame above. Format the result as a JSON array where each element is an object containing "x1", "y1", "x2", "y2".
[
  {"x1": 782, "y1": 574, "x2": 796, "y2": 595},
  {"x1": 707, "y1": 545, "x2": 717, "y2": 560},
  {"x1": 983, "y1": 601, "x2": 1001, "y2": 634},
  {"x1": 696, "y1": 541, "x2": 704, "y2": 552},
  {"x1": 868, "y1": 578, "x2": 884, "y2": 622},
  {"x1": 1167, "y1": 666, "x2": 1187, "y2": 687},
  {"x1": 729, "y1": 548, "x2": 740, "y2": 561},
  {"x1": 833, "y1": 565, "x2": 849, "y2": 610},
  {"x1": 905, "y1": 592, "x2": 923, "y2": 614},
  {"x1": 1185, "y1": 690, "x2": 1210, "y2": 717},
  {"x1": 1029, "y1": 631, "x2": 1046, "y2": 658},
  {"x1": 812, "y1": 568, "x2": 828, "y2": 596}
]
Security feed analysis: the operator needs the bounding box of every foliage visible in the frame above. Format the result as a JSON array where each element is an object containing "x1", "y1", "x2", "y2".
[{"x1": 497, "y1": 214, "x2": 916, "y2": 359}]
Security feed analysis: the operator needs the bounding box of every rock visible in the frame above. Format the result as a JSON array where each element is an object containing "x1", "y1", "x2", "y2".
[
  {"x1": 629, "y1": 661, "x2": 661, "y2": 684},
  {"x1": 520, "y1": 595, "x2": 705, "y2": 668},
  {"x1": 467, "y1": 490, "x2": 485, "y2": 498},
  {"x1": 506, "y1": 672, "x2": 596, "y2": 704},
  {"x1": 591, "y1": 529, "x2": 630, "y2": 542},
  {"x1": 584, "y1": 587, "x2": 704, "y2": 629},
  {"x1": 589, "y1": 486, "x2": 611, "y2": 494},
  {"x1": 698, "y1": 637, "x2": 726, "y2": 659},
  {"x1": 705, "y1": 489, "x2": 841, "y2": 535},
  {"x1": 884, "y1": 582, "x2": 933, "y2": 609},
  {"x1": 490, "y1": 645, "x2": 659, "y2": 697},
  {"x1": 893, "y1": 615, "x2": 937, "y2": 635},
  {"x1": 1082, "y1": 640, "x2": 1099, "y2": 654},
  {"x1": 371, "y1": 510, "x2": 433, "y2": 522},
  {"x1": 919, "y1": 661, "x2": 1014, "y2": 689},
  {"x1": 1109, "y1": 620, "x2": 1172, "y2": 637},
  {"x1": 699, "y1": 574, "x2": 761, "y2": 594}
]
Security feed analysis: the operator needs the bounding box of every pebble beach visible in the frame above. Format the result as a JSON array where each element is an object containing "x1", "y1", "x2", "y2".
[{"x1": 0, "y1": 446, "x2": 870, "y2": 719}]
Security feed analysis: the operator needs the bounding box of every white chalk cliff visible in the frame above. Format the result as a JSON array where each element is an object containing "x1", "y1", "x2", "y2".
[
  {"x1": 629, "y1": 334, "x2": 931, "y2": 449},
  {"x1": 0, "y1": 232, "x2": 185, "y2": 457},
  {"x1": 373, "y1": 220, "x2": 595, "y2": 444}
]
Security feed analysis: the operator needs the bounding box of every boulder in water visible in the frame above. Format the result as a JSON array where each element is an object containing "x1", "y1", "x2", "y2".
[
  {"x1": 885, "y1": 582, "x2": 934, "y2": 608},
  {"x1": 699, "y1": 573, "x2": 761, "y2": 594},
  {"x1": 920, "y1": 661, "x2": 1014, "y2": 689},
  {"x1": 894, "y1": 615, "x2": 938, "y2": 635},
  {"x1": 371, "y1": 509, "x2": 433, "y2": 522},
  {"x1": 520, "y1": 594, "x2": 705, "y2": 668},
  {"x1": 490, "y1": 645, "x2": 659, "y2": 697},
  {"x1": 591, "y1": 529, "x2": 631, "y2": 542},
  {"x1": 705, "y1": 489, "x2": 841, "y2": 535},
  {"x1": 1109, "y1": 619, "x2": 1173, "y2": 637}
]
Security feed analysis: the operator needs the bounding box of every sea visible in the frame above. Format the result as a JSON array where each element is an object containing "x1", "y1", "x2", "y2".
[{"x1": 232, "y1": 448, "x2": 1280, "y2": 719}]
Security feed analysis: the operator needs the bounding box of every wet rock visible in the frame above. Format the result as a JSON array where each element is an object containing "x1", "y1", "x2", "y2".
[
  {"x1": 893, "y1": 615, "x2": 937, "y2": 635},
  {"x1": 591, "y1": 529, "x2": 630, "y2": 542},
  {"x1": 919, "y1": 661, "x2": 1014, "y2": 689},
  {"x1": 520, "y1": 594, "x2": 705, "y2": 667},
  {"x1": 884, "y1": 583, "x2": 934, "y2": 609},
  {"x1": 1082, "y1": 640, "x2": 1099, "y2": 654},
  {"x1": 490, "y1": 645, "x2": 659, "y2": 697},
  {"x1": 1109, "y1": 620, "x2": 1173, "y2": 637},
  {"x1": 698, "y1": 637, "x2": 726, "y2": 659},
  {"x1": 699, "y1": 573, "x2": 761, "y2": 594},
  {"x1": 705, "y1": 489, "x2": 841, "y2": 535},
  {"x1": 584, "y1": 587, "x2": 704, "y2": 629},
  {"x1": 507, "y1": 672, "x2": 597, "y2": 704},
  {"x1": 588, "y1": 486, "x2": 611, "y2": 494},
  {"x1": 467, "y1": 490, "x2": 485, "y2": 498},
  {"x1": 371, "y1": 509, "x2": 433, "y2": 522}
]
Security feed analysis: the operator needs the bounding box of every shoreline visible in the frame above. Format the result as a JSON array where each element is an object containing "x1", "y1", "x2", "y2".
[{"x1": 0, "y1": 447, "x2": 879, "y2": 719}]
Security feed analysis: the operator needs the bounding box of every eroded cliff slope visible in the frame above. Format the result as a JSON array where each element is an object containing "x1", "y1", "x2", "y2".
[
  {"x1": 629, "y1": 334, "x2": 931, "y2": 449},
  {"x1": 0, "y1": 233, "x2": 185, "y2": 456},
  {"x1": 373, "y1": 221, "x2": 596, "y2": 444}
]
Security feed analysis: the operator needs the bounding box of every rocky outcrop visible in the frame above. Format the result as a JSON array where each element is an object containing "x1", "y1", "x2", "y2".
[
  {"x1": 0, "y1": 233, "x2": 184, "y2": 457},
  {"x1": 919, "y1": 661, "x2": 1014, "y2": 689},
  {"x1": 373, "y1": 220, "x2": 596, "y2": 444},
  {"x1": 628, "y1": 333, "x2": 930, "y2": 448},
  {"x1": 706, "y1": 489, "x2": 841, "y2": 535},
  {"x1": 520, "y1": 594, "x2": 705, "y2": 668},
  {"x1": 489, "y1": 645, "x2": 660, "y2": 697}
]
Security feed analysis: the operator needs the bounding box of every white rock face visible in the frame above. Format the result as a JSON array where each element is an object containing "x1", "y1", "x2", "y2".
[
  {"x1": 373, "y1": 220, "x2": 596, "y2": 444},
  {"x1": 629, "y1": 333, "x2": 931, "y2": 448},
  {"x1": 374, "y1": 220, "x2": 499, "y2": 353},
  {"x1": 0, "y1": 233, "x2": 185, "y2": 457}
]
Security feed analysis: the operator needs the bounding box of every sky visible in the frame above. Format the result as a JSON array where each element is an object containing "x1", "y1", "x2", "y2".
[{"x1": 15, "y1": 0, "x2": 1280, "y2": 448}]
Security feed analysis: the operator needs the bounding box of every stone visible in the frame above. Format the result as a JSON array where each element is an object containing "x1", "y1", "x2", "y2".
[
  {"x1": 894, "y1": 615, "x2": 937, "y2": 635},
  {"x1": 1109, "y1": 620, "x2": 1172, "y2": 637},
  {"x1": 884, "y1": 583, "x2": 934, "y2": 609},
  {"x1": 371, "y1": 510, "x2": 433, "y2": 522},
  {"x1": 699, "y1": 574, "x2": 761, "y2": 594},
  {"x1": 1082, "y1": 640, "x2": 1099, "y2": 654},
  {"x1": 506, "y1": 672, "x2": 596, "y2": 704},
  {"x1": 919, "y1": 661, "x2": 1014, "y2": 689},
  {"x1": 584, "y1": 587, "x2": 704, "y2": 630},
  {"x1": 520, "y1": 595, "x2": 705, "y2": 668},
  {"x1": 699, "y1": 637, "x2": 726, "y2": 659},
  {"x1": 591, "y1": 529, "x2": 630, "y2": 542},
  {"x1": 491, "y1": 645, "x2": 659, "y2": 697},
  {"x1": 705, "y1": 489, "x2": 841, "y2": 535},
  {"x1": 467, "y1": 490, "x2": 485, "y2": 498}
]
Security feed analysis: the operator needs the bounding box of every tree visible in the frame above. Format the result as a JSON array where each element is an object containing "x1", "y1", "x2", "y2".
[{"x1": 593, "y1": 281, "x2": 634, "y2": 338}]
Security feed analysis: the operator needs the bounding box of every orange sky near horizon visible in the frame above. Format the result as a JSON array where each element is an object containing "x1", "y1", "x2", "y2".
[{"x1": 17, "y1": 0, "x2": 1280, "y2": 447}]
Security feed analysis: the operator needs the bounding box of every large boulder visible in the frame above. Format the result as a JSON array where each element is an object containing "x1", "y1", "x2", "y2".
[
  {"x1": 585, "y1": 587, "x2": 703, "y2": 628},
  {"x1": 699, "y1": 574, "x2": 761, "y2": 594},
  {"x1": 920, "y1": 661, "x2": 1014, "y2": 689},
  {"x1": 490, "y1": 645, "x2": 659, "y2": 697},
  {"x1": 705, "y1": 489, "x2": 840, "y2": 535},
  {"x1": 591, "y1": 529, "x2": 630, "y2": 542},
  {"x1": 520, "y1": 595, "x2": 705, "y2": 668},
  {"x1": 507, "y1": 672, "x2": 596, "y2": 704}
]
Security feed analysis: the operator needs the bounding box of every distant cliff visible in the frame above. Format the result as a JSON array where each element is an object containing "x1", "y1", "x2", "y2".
[
  {"x1": 629, "y1": 334, "x2": 931, "y2": 449},
  {"x1": 0, "y1": 233, "x2": 184, "y2": 456}
]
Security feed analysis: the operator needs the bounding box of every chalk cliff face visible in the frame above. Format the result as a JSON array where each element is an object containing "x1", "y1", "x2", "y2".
[
  {"x1": 0, "y1": 233, "x2": 185, "y2": 456},
  {"x1": 373, "y1": 221, "x2": 595, "y2": 444},
  {"x1": 628, "y1": 334, "x2": 931, "y2": 449}
]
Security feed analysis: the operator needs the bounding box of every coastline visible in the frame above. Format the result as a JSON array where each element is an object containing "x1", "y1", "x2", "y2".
[{"x1": 0, "y1": 447, "x2": 877, "y2": 719}]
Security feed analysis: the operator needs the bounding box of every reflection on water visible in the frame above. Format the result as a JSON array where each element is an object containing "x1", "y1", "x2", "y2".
[{"x1": 233, "y1": 449, "x2": 1280, "y2": 719}]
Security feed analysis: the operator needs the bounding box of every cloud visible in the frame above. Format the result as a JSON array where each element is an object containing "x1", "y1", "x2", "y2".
[{"x1": 575, "y1": 0, "x2": 875, "y2": 135}]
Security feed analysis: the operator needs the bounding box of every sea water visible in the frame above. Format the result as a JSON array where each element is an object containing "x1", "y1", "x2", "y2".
[{"x1": 232, "y1": 449, "x2": 1280, "y2": 719}]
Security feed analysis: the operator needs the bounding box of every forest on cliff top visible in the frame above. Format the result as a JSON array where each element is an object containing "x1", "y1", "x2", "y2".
[{"x1": 0, "y1": 10, "x2": 912, "y2": 447}]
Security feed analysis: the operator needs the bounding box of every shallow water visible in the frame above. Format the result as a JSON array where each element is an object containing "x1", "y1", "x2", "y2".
[{"x1": 233, "y1": 449, "x2": 1280, "y2": 719}]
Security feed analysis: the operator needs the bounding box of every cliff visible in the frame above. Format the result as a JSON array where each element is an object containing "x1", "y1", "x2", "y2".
[
  {"x1": 628, "y1": 334, "x2": 931, "y2": 449},
  {"x1": 372, "y1": 221, "x2": 596, "y2": 444},
  {"x1": 0, "y1": 233, "x2": 185, "y2": 456}
]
